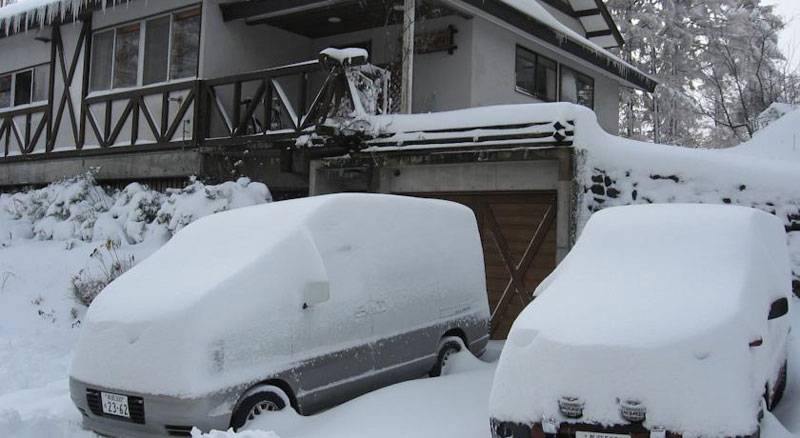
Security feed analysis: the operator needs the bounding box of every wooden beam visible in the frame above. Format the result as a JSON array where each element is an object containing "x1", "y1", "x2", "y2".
[
  {"x1": 586, "y1": 29, "x2": 613, "y2": 38},
  {"x1": 574, "y1": 8, "x2": 601, "y2": 17}
]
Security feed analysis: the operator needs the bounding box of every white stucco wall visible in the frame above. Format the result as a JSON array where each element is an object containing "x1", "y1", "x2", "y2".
[
  {"x1": 469, "y1": 16, "x2": 620, "y2": 134},
  {"x1": 201, "y1": 0, "x2": 313, "y2": 78},
  {"x1": 0, "y1": 31, "x2": 50, "y2": 75}
]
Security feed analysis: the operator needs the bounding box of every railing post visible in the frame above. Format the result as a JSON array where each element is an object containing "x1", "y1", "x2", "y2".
[
  {"x1": 232, "y1": 81, "x2": 242, "y2": 137},
  {"x1": 193, "y1": 80, "x2": 203, "y2": 147}
]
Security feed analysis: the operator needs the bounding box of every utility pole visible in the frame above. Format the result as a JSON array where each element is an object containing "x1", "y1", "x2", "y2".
[{"x1": 401, "y1": 0, "x2": 415, "y2": 114}]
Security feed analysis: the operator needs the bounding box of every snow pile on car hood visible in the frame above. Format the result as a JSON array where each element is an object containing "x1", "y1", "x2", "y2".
[{"x1": 490, "y1": 204, "x2": 792, "y2": 437}]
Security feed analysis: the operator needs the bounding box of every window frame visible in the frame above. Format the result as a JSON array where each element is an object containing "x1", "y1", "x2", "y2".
[
  {"x1": 89, "y1": 5, "x2": 202, "y2": 94},
  {"x1": 560, "y1": 64, "x2": 595, "y2": 109},
  {"x1": 0, "y1": 63, "x2": 50, "y2": 111},
  {"x1": 514, "y1": 45, "x2": 558, "y2": 102}
]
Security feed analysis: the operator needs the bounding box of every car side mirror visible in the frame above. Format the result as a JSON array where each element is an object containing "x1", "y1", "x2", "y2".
[
  {"x1": 768, "y1": 297, "x2": 789, "y2": 320},
  {"x1": 303, "y1": 281, "x2": 330, "y2": 309}
]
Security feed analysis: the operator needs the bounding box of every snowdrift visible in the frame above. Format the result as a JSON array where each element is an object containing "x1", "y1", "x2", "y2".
[
  {"x1": 490, "y1": 204, "x2": 793, "y2": 437},
  {"x1": 70, "y1": 194, "x2": 487, "y2": 398}
]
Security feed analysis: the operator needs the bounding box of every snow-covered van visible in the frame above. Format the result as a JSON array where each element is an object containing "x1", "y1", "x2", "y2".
[
  {"x1": 490, "y1": 204, "x2": 792, "y2": 438},
  {"x1": 69, "y1": 194, "x2": 490, "y2": 436}
]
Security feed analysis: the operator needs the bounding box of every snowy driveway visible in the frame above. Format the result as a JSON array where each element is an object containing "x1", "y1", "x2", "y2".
[{"x1": 0, "y1": 241, "x2": 797, "y2": 438}]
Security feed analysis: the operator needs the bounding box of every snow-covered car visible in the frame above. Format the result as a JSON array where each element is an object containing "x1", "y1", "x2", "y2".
[
  {"x1": 489, "y1": 204, "x2": 792, "y2": 438},
  {"x1": 69, "y1": 193, "x2": 490, "y2": 437}
]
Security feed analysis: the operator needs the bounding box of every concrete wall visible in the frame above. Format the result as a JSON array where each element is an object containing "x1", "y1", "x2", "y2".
[{"x1": 469, "y1": 16, "x2": 620, "y2": 134}]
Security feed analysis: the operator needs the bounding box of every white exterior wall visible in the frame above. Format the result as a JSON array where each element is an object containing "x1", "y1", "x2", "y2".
[
  {"x1": 469, "y1": 16, "x2": 620, "y2": 134},
  {"x1": 0, "y1": 31, "x2": 50, "y2": 74},
  {"x1": 201, "y1": 0, "x2": 313, "y2": 78}
]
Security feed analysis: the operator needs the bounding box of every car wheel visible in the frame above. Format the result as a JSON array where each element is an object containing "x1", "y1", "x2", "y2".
[
  {"x1": 769, "y1": 361, "x2": 788, "y2": 410},
  {"x1": 230, "y1": 388, "x2": 287, "y2": 431},
  {"x1": 429, "y1": 336, "x2": 463, "y2": 377}
]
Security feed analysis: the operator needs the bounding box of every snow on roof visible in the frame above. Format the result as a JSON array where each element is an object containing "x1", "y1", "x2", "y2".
[
  {"x1": 499, "y1": 0, "x2": 657, "y2": 87},
  {"x1": 0, "y1": 0, "x2": 113, "y2": 34}
]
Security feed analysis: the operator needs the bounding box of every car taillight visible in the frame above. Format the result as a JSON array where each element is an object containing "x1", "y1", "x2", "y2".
[
  {"x1": 558, "y1": 396, "x2": 585, "y2": 418},
  {"x1": 620, "y1": 400, "x2": 646, "y2": 422}
]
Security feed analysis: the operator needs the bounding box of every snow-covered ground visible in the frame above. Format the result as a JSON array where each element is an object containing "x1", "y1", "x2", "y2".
[{"x1": 0, "y1": 237, "x2": 797, "y2": 438}]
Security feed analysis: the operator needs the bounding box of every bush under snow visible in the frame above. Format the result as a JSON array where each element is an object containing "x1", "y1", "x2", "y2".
[{"x1": 0, "y1": 174, "x2": 272, "y2": 247}]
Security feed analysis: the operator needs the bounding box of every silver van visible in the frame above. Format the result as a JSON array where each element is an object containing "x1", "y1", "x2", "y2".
[{"x1": 70, "y1": 193, "x2": 490, "y2": 437}]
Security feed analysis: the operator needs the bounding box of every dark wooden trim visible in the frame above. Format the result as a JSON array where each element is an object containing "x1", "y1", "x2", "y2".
[
  {"x1": 138, "y1": 96, "x2": 161, "y2": 142},
  {"x1": 574, "y1": 8, "x2": 601, "y2": 17},
  {"x1": 79, "y1": 13, "x2": 93, "y2": 149},
  {"x1": 586, "y1": 29, "x2": 613, "y2": 38},
  {"x1": 204, "y1": 61, "x2": 320, "y2": 87},
  {"x1": 593, "y1": 0, "x2": 625, "y2": 48},
  {"x1": 85, "y1": 81, "x2": 196, "y2": 105},
  {"x1": 164, "y1": 89, "x2": 196, "y2": 142}
]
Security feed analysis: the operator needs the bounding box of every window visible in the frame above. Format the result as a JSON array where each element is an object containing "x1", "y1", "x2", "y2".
[
  {"x1": 0, "y1": 65, "x2": 50, "y2": 110},
  {"x1": 515, "y1": 46, "x2": 557, "y2": 102},
  {"x1": 0, "y1": 75, "x2": 10, "y2": 108},
  {"x1": 561, "y1": 66, "x2": 595, "y2": 109},
  {"x1": 90, "y1": 7, "x2": 201, "y2": 92},
  {"x1": 113, "y1": 23, "x2": 141, "y2": 89},
  {"x1": 169, "y1": 8, "x2": 201, "y2": 80}
]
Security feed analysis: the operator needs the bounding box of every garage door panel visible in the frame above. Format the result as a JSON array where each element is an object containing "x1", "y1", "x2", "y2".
[{"x1": 407, "y1": 191, "x2": 557, "y2": 339}]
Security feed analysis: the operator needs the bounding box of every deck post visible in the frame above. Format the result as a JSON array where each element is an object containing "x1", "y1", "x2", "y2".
[{"x1": 401, "y1": 0, "x2": 415, "y2": 114}]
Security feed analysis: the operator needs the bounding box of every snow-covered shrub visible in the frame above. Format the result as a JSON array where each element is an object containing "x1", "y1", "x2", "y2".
[
  {"x1": 71, "y1": 240, "x2": 135, "y2": 306},
  {"x1": 157, "y1": 177, "x2": 271, "y2": 234},
  {"x1": 0, "y1": 174, "x2": 272, "y2": 245}
]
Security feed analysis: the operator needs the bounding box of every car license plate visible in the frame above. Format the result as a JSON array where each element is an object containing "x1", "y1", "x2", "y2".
[
  {"x1": 576, "y1": 432, "x2": 631, "y2": 438},
  {"x1": 100, "y1": 392, "x2": 131, "y2": 418}
]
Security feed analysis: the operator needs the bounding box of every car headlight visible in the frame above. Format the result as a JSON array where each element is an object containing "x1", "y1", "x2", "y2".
[
  {"x1": 558, "y1": 396, "x2": 585, "y2": 418},
  {"x1": 620, "y1": 399, "x2": 646, "y2": 422}
]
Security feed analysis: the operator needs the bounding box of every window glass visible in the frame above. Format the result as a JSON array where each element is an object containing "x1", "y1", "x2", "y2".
[
  {"x1": 0, "y1": 75, "x2": 10, "y2": 108},
  {"x1": 169, "y1": 8, "x2": 201, "y2": 80},
  {"x1": 14, "y1": 70, "x2": 32, "y2": 106},
  {"x1": 561, "y1": 66, "x2": 595, "y2": 109},
  {"x1": 515, "y1": 46, "x2": 557, "y2": 102},
  {"x1": 515, "y1": 46, "x2": 537, "y2": 97},
  {"x1": 113, "y1": 23, "x2": 140, "y2": 88},
  {"x1": 144, "y1": 16, "x2": 170, "y2": 85},
  {"x1": 535, "y1": 55, "x2": 558, "y2": 101},
  {"x1": 90, "y1": 30, "x2": 114, "y2": 92},
  {"x1": 33, "y1": 65, "x2": 50, "y2": 102}
]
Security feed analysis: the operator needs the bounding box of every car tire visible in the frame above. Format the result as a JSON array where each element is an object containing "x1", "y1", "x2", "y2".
[
  {"x1": 429, "y1": 336, "x2": 463, "y2": 377},
  {"x1": 230, "y1": 388, "x2": 287, "y2": 431},
  {"x1": 769, "y1": 360, "x2": 788, "y2": 410}
]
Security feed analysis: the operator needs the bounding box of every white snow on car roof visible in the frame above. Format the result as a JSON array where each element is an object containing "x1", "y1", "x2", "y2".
[{"x1": 521, "y1": 203, "x2": 789, "y2": 347}]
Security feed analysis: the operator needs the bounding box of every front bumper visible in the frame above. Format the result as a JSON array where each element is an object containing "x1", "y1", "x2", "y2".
[
  {"x1": 489, "y1": 420, "x2": 760, "y2": 438},
  {"x1": 70, "y1": 378, "x2": 238, "y2": 437}
]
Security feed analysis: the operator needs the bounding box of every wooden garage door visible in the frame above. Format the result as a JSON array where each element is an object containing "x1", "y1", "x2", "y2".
[{"x1": 411, "y1": 192, "x2": 558, "y2": 339}]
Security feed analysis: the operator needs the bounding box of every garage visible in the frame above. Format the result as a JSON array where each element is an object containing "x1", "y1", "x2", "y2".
[
  {"x1": 413, "y1": 192, "x2": 558, "y2": 339},
  {"x1": 311, "y1": 144, "x2": 574, "y2": 339}
]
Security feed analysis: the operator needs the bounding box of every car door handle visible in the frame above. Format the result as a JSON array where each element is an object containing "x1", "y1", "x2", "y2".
[{"x1": 749, "y1": 338, "x2": 763, "y2": 348}]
